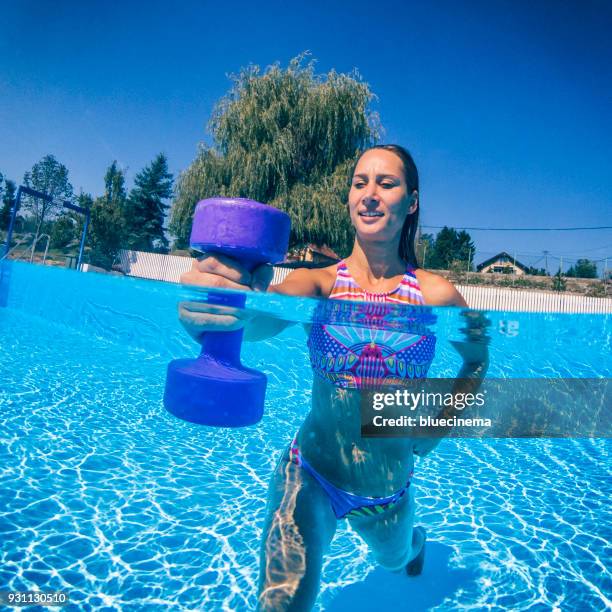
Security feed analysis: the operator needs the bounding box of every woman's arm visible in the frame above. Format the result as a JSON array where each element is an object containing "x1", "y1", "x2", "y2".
[
  {"x1": 412, "y1": 272, "x2": 487, "y2": 456},
  {"x1": 415, "y1": 269, "x2": 468, "y2": 307},
  {"x1": 179, "y1": 259, "x2": 323, "y2": 343},
  {"x1": 242, "y1": 268, "x2": 323, "y2": 341},
  {"x1": 413, "y1": 311, "x2": 490, "y2": 457}
]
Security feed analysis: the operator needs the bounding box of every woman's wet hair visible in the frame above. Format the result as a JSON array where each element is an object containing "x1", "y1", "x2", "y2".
[{"x1": 354, "y1": 144, "x2": 420, "y2": 267}]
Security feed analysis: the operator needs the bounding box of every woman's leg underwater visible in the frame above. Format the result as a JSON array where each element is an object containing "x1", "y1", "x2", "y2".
[
  {"x1": 257, "y1": 448, "x2": 337, "y2": 611},
  {"x1": 349, "y1": 487, "x2": 426, "y2": 574}
]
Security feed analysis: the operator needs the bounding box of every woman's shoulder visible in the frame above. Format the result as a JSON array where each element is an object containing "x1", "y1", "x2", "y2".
[
  {"x1": 270, "y1": 263, "x2": 338, "y2": 298},
  {"x1": 413, "y1": 268, "x2": 468, "y2": 307}
]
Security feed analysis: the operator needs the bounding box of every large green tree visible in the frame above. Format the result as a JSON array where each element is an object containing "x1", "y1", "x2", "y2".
[
  {"x1": 427, "y1": 227, "x2": 475, "y2": 270},
  {"x1": 170, "y1": 55, "x2": 378, "y2": 253},
  {"x1": 566, "y1": 258, "x2": 597, "y2": 279},
  {"x1": 125, "y1": 154, "x2": 173, "y2": 252},
  {"x1": 102, "y1": 161, "x2": 127, "y2": 209},
  {"x1": 87, "y1": 163, "x2": 127, "y2": 269},
  {"x1": 22, "y1": 155, "x2": 74, "y2": 256}
]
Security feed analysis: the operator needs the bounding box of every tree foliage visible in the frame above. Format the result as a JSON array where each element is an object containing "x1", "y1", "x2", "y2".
[
  {"x1": 417, "y1": 232, "x2": 435, "y2": 267},
  {"x1": 0, "y1": 171, "x2": 7, "y2": 227},
  {"x1": 427, "y1": 227, "x2": 475, "y2": 270},
  {"x1": 566, "y1": 258, "x2": 597, "y2": 279},
  {"x1": 50, "y1": 214, "x2": 78, "y2": 249},
  {"x1": 87, "y1": 163, "x2": 127, "y2": 269},
  {"x1": 552, "y1": 268, "x2": 566, "y2": 291},
  {"x1": 170, "y1": 55, "x2": 378, "y2": 253},
  {"x1": 125, "y1": 154, "x2": 173, "y2": 252},
  {"x1": 22, "y1": 155, "x2": 74, "y2": 246},
  {"x1": 1, "y1": 180, "x2": 17, "y2": 233},
  {"x1": 103, "y1": 161, "x2": 127, "y2": 209},
  {"x1": 526, "y1": 266, "x2": 547, "y2": 276}
]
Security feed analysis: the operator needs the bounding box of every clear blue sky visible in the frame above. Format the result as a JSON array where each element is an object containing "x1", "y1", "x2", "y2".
[{"x1": 1, "y1": 0, "x2": 611, "y2": 272}]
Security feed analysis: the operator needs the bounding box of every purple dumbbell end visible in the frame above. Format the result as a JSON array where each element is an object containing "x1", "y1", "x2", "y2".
[
  {"x1": 190, "y1": 197, "x2": 291, "y2": 267},
  {"x1": 164, "y1": 197, "x2": 291, "y2": 427}
]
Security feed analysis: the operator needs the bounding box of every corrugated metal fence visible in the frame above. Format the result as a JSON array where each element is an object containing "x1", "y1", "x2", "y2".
[
  {"x1": 456, "y1": 284, "x2": 611, "y2": 313},
  {"x1": 119, "y1": 249, "x2": 192, "y2": 283},
  {"x1": 117, "y1": 250, "x2": 611, "y2": 313}
]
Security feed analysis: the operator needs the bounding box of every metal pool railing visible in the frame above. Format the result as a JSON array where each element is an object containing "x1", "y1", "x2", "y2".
[{"x1": 115, "y1": 250, "x2": 612, "y2": 314}]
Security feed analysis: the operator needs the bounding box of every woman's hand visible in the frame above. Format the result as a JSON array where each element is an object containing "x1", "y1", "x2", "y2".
[
  {"x1": 178, "y1": 253, "x2": 273, "y2": 342},
  {"x1": 180, "y1": 253, "x2": 273, "y2": 292}
]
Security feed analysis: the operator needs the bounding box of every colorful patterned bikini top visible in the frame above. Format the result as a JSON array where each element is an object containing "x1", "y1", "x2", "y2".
[{"x1": 307, "y1": 261, "x2": 436, "y2": 389}]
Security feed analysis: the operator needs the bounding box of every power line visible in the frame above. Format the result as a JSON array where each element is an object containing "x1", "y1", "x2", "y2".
[
  {"x1": 462, "y1": 249, "x2": 612, "y2": 262},
  {"x1": 480, "y1": 252, "x2": 611, "y2": 265},
  {"x1": 548, "y1": 254, "x2": 611, "y2": 263},
  {"x1": 421, "y1": 225, "x2": 612, "y2": 232},
  {"x1": 533, "y1": 243, "x2": 612, "y2": 256}
]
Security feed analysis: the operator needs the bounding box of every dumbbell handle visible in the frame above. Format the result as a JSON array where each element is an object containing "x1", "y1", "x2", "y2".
[{"x1": 199, "y1": 290, "x2": 246, "y2": 365}]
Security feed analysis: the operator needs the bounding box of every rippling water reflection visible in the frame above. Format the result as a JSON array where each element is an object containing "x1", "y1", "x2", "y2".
[{"x1": 0, "y1": 264, "x2": 610, "y2": 610}]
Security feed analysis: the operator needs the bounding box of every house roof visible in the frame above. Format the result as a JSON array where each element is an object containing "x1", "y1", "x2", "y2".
[
  {"x1": 286, "y1": 243, "x2": 340, "y2": 265},
  {"x1": 306, "y1": 243, "x2": 340, "y2": 260},
  {"x1": 476, "y1": 251, "x2": 529, "y2": 272}
]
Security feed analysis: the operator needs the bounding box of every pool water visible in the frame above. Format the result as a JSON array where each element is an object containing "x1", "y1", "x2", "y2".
[{"x1": 0, "y1": 262, "x2": 610, "y2": 610}]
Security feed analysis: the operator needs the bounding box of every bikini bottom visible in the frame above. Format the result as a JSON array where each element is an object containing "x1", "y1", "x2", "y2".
[{"x1": 289, "y1": 435, "x2": 412, "y2": 519}]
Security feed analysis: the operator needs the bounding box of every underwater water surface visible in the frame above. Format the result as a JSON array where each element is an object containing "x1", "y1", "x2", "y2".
[{"x1": 0, "y1": 262, "x2": 610, "y2": 610}]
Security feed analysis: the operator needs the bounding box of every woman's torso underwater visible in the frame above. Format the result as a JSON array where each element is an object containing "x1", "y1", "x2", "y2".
[{"x1": 296, "y1": 260, "x2": 437, "y2": 498}]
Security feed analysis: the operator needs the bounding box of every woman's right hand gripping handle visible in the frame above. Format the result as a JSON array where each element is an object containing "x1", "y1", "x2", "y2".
[{"x1": 178, "y1": 253, "x2": 274, "y2": 343}]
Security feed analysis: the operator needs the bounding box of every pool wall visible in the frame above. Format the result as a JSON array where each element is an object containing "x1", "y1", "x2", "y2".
[{"x1": 1, "y1": 261, "x2": 193, "y2": 359}]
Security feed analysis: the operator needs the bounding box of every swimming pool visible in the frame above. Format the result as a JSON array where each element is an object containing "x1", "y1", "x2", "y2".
[{"x1": 0, "y1": 261, "x2": 610, "y2": 610}]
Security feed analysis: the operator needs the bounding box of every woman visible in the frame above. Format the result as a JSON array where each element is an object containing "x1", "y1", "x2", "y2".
[{"x1": 180, "y1": 145, "x2": 487, "y2": 611}]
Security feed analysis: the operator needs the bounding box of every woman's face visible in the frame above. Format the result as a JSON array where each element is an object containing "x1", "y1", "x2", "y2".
[{"x1": 348, "y1": 148, "x2": 417, "y2": 244}]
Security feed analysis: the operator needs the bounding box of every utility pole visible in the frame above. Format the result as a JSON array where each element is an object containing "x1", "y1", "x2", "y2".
[
  {"x1": 422, "y1": 242, "x2": 427, "y2": 268},
  {"x1": 543, "y1": 250, "x2": 549, "y2": 275},
  {"x1": 466, "y1": 247, "x2": 472, "y2": 284}
]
